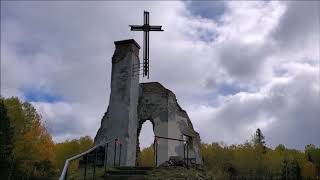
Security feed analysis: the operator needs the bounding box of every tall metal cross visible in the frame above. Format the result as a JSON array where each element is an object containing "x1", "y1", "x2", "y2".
[{"x1": 130, "y1": 11, "x2": 164, "y2": 79}]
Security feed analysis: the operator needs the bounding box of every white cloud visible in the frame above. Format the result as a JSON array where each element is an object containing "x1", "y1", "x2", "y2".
[
  {"x1": 139, "y1": 121, "x2": 155, "y2": 148},
  {"x1": 32, "y1": 101, "x2": 103, "y2": 142},
  {"x1": 1, "y1": 1, "x2": 319, "y2": 149},
  {"x1": 189, "y1": 67, "x2": 319, "y2": 149}
]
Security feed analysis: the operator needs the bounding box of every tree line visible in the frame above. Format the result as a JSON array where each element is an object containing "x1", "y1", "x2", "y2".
[
  {"x1": 139, "y1": 129, "x2": 320, "y2": 179},
  {"x1": 201, "y1": 128, "x2": 320, "y2": 179},
  {"x1": 1, "y1": 96, "x2": 319, "y2": 179},
  {"x1": 0, "y1": 97, "x2": 93, "y2": 179}
]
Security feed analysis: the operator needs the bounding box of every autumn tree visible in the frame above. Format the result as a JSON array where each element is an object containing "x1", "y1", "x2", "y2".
[
  {"x1": 137, "y1": 144, "x2": 154, "y2": 167},
  {"x1": 1, "y1": 97, "x2": 56, "y2": 178},
  {"x1": 275, "y1": 144, "x2": 286, "y2": 152},
  {"x1": 55, "y1": 136, "x2": 93, "y2": 173},
  {"x1": 14, "y1": 117, "x2": 56, "y2": 177},
  {"x1": 301, "y1": 161, "x2": 317, "y2": 179},
  {"x1": 305, "y1": 144, "x2": 320, "y2": 177}
]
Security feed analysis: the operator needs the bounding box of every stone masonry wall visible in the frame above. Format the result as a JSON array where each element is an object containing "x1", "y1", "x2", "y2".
[{"x1": 95, "y1": 39, "x2": 203, "y2": 167}]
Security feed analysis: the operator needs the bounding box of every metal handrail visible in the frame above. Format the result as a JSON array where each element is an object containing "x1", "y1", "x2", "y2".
[
  {"x1": 155, "y1": 135, "x2": 186, "y2": 142},
  {"x1": 154, "y1": 135, "x2": 190, "y2": 168},
  {"x1": 59, "y1": 137, "x2": 118, "y2": 180}
]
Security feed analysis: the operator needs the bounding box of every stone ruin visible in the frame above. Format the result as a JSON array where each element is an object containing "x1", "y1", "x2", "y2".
[{"x1": 94, "y1": 39, "x2": 203, "y2": 167}]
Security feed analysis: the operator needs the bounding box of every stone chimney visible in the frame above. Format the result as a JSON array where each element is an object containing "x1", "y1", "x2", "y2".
[{"x1": 95, "y1": 39, "x2": 140, "y2": 166}]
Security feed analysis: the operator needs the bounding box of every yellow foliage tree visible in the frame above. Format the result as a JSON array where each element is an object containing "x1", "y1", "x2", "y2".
[
  {"x1": 13, "y1": 117, "x2": 56, "y2": 177},
  {"x1": 0, "y1": 97, "x2": 57, "y2": 178},
  {"x1": 55, "y1": 136, "x2": 93, "y2": 173},
  {"x1": 302, "y1": 162, "x2": 317, "y2": 179},
  {"x1": 138, "y1": 144, "x2": 155, "y2": 167}
]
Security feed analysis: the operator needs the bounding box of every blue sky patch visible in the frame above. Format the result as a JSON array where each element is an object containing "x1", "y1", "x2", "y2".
[
  {"x1": 15, "y1": 41, "x2": 42, "y2": 56},
  {"x1": 217, "y1": 83, "x2": 244, "y2": 96},
  {"x1": 23, "y1": 88, "x2": 63, "y2": 102},
  {"x1": 185, "y1": 1, "x2": 226, "y2": 20},
  {"x1": 198, "y1": 30, "x2": 217, "y2": 43}
]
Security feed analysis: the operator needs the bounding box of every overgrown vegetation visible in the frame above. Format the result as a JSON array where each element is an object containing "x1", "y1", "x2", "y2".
[{"x1": 1, "y1": 96, "x2": 319, "y2": 179}]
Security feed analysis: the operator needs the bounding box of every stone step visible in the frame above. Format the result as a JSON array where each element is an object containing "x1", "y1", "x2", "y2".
[
  {"x1": 104, "y1": 166, "x2": 152, "y2": 180},
  {"x1": 106, "y1": 170, "x2": 148, "y2": 175},
  {"x1": 115, "y1": 166, "x2": 153, "y2": 171},
  {"x1": 104, "y1": 174, "x2": 146, "y2": 180}
]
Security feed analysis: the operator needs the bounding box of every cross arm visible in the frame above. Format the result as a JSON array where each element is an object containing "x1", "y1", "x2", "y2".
[
  {"x1": 130, "y1": 25, "x2": 164, "y2": 31},
  {"x1": 149, "y1": 26, "x2": 164, "y2": 31},
  {"x1": 129, "y1": 25, "x2": 144, "y2": 31}
]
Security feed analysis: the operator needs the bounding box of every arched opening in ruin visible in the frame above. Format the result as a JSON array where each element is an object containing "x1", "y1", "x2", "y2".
[{"x1": 136, "y1": 119, "x2": 155, "y2": 167}]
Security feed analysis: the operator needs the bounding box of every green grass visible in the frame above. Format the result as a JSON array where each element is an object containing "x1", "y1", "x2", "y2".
[
  {"x1": 66, "y1": 167, "x2": 116, "y2": 180},
  {"x1": 65, "y1": 166, "x2": 211, "y2": 180},
  {"x1": 146, "y1": 167, "x2": 211, "y2": 180}
]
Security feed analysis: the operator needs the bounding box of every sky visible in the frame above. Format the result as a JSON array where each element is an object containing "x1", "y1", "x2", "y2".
[{"x1": 1, "y1": 1, "x2": 319, "y2": 150}]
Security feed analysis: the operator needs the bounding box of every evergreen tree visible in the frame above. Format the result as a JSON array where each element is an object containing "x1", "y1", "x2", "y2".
[
  {"x1": 253, "y1": 128, "x2": 267, "y2": 153},
  {"x1": 281, "y1": 159, "x2": 301, "y2": 180},
  {"x1": 305, "y1": 144, "x2": 316, "y2": 162},
  {"x1": 0, "y1": 100, "x2": 14, "y2": 178},
  {"x1": 253, "y1": 128, "x2": 266, "y2": 146}
]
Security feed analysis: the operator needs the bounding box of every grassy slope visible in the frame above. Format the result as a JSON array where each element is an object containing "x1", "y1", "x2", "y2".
[{"x1": 65, "y1": 166, "x2": 211, "y2": 180}]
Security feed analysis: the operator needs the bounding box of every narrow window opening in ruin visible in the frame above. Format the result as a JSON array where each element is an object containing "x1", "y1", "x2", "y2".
[{"x1": 137, "y1": 120, "x2": 155, "y2": 167}]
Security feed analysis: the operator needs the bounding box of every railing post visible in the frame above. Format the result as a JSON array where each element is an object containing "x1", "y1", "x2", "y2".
[
  {"x1": 84, "y1": 155, "x2": 88, "y2": 180},
  {"x1": 104, "y1": 143, "x2": 108, "y2": 173},
  {"x1": 183, "y1": 143, "x2": 185, "y2": 166},
  {"x1": 114, "y1": 139, "x2": 117, "y2": 167},
  {"x1": 60, "y1": 141, "x2": 120, "y2": 180},
  {"x1": 153, "y1": 138, "x2": 155, "y2": 167},
  {"x1": 119, "y1": 143, "x2": 122, "y2": 166},
  {"x1": 186, "y1": 143, "x2": 189, "y2": 169},
  {"x1": 65, "y1": 167, "x2": 68, "y2": 180},
  {"x1": 155, "y1": 138, "x2": 158, "y2": 167},
  {"x1": 93, "y1": 149, "x2": 97, "y2": 180}
]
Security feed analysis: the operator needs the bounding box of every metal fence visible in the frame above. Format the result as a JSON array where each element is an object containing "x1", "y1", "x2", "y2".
[
  {"x1": 154, "y1": 135, "x2": 191, "y2": 168},
  {"x1": 60, "y1": 135, "x2": 192, "y2": 180},
  {"x1": 59, "y1": 137, "x2": 121, "y2": 180}
]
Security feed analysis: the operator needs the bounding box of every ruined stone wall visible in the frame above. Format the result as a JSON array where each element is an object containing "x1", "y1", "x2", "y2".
[
  {"x1": 138, "y1": 82, "x2": 203, "y2": 165},
  {"x1": 95, "y1": 39, "x2": 202, "y2": 167}
]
